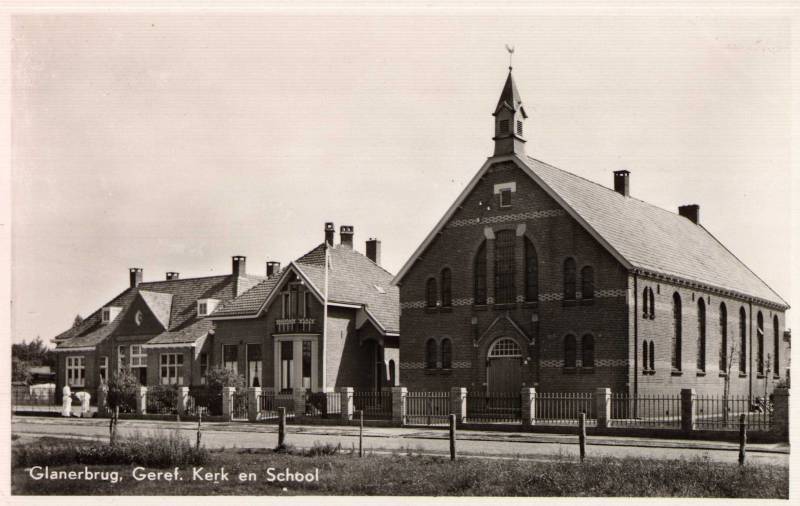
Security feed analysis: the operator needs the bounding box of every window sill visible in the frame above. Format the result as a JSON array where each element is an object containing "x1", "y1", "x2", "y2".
[
  {"x1": 718, "y1": 372, "x2": 728, "y2": 378},
  {"x1": 773, "y1": 374, "x2": 781, "y2": 380},
  {"x1": 739, "y1": 372, "x2": 748, "y2": 378},
  {"x1": 424, "y1": 307, "x2": 438, "y2": 314},
  {"x1": 562, "y1": 367, "x2": 577, "y2": 375},
  {"x1": 696, "y1": 371, "x2": 706, "y2": 377},
  {"x1": 472, "y1": 304, "x2": 488, "y2": 311},
  {"x1": 642, "y1": 370, "x2": 656, "y2": 376},
  {"x1": 649, "y1": 315, "x2": 655, "y2": 320},
  {"x1": 579, "y1": 298, "x2": 595, "y2": 306},
  {"x1": 756, "y1": 374, "x2": 766, "y2": 379},
  {"x1": 424, "y1": 368, "x2": 452, "y2": 376},
  {"x1": 671, "y1": 370, "x2": 683, "y2": 376},
  {"x1": 562, "y1": 299, "x2": 577, "y2": 308},
  {"x1": 522, "y1": 301, "x2": 539, "y2": 309}
]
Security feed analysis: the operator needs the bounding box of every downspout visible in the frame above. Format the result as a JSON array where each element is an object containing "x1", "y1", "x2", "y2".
[
  {"x1": 748, "y1": 301, "x2": 753, "y2": 403},
  {"x1": 633, "y1": 273, "x2": 639, "y2": 405},
  {"x1": 322, "y1": 245, "x2": 329, "y2": 391}
]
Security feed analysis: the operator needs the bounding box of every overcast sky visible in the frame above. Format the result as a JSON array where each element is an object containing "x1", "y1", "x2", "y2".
[{"x1": 10, "y1": 12, "x2": 793, "y2": 344}]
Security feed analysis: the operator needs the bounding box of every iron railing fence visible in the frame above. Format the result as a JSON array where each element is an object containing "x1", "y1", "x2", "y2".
[
  {"x1": 146, "y1": 386, "x2": 178, "y2": 414},
  {"x1": 405, "y1": 391, "x2": 449, "y2": 426},
  {"x1": 185, "y1": 386, "x2": 223, "y2": 417},
  {"x1": 305, "y1": 391, "x2": 342, "y2": 418},
  {"x1": 466, "y1": 391, "x2": 522, "y2": 423},
  {"x1": 535, "y1": 392, "x2": 597, "y2": 426},
  {"x1": 353, "y1": 390, "x2": 393, "y2": 420},
  {"x1": 610, "y1": 393, "x2": 681, "y2": 428},
  {"x1": 258, "y1": 391, "x2": 295, "y2": 420},
  {"x1": 231, "y1": 389, "x2": 249, "y2": 421},
  {"x1": 12, "y1": 385, "x2": 57, "y2": 412},
  {"x1": 694, "y1": 394, "x2": 772, "y2": 432}
]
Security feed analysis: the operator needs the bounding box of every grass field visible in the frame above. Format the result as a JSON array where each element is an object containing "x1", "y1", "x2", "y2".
[{"x1": 11, "y1": 436, "x2": 788, "y2": 497}]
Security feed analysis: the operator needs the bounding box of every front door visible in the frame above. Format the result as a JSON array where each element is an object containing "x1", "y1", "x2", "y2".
[{"x1": 487, "y1": 358, "x2": 521, "y2": 393}]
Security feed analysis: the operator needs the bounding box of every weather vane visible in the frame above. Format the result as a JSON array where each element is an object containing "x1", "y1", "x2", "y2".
[{"x1": 505, "y1": 44, "x2": 515, "y2": 70}]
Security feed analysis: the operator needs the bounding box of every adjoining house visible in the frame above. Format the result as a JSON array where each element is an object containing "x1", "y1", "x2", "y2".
[
  {"x1": 209, "y1": 224, "x2": 399, "y2": 393},
  {"x1": 392, "y1": 68, "x2": 790, "y2": 399},
  {"x1": 52, "y1": 259, "x2": 264, "y2": 394}
]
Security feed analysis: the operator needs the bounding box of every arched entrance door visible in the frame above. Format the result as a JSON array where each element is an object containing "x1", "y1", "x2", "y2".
[{"x1": 486, "y1": 338, "x2": 522, "y2": 393}]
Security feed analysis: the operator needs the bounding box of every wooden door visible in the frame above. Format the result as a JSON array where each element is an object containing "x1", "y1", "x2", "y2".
[{"x1": 487, "y1": 358, "x2": 521, "y2": 393}]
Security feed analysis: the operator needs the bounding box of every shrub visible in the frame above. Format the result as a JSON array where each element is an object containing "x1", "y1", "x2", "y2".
[{"x1": 106, "y1": 369, "x2": 140, "y2": 412}]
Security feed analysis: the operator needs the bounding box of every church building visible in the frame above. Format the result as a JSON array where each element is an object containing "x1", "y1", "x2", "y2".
[{"x1": 392, "y1": 67, "x2": 789, "y2": 399}]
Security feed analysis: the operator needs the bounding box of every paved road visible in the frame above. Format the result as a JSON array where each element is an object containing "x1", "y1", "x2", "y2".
[{"x1": 12, "y1": 416, "x2": 789, "y2": 466}]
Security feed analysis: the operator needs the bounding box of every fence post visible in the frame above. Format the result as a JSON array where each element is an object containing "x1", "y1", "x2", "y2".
[
  {"x1": 450, "y1": 387, "x2": 467, "y2": 423},
  {"x1": 97, "y1": 384, "x2": 109, "y2": 417},
  {"x1": 738, "y1": 413, "x2": 747, "y2": 466},
  {"x1": 392, "y1": 386, "x2": 407, "y2": 426},
  {"x1": 359, "y1": 410, "x2": 364, "y2": 457},
  {"x1": 595, "y1": 387, "x2": 611, "y2": 428},
  {"x1": 61, "y1": 386, "x2": 72, "y2": 417},
  {"x1": 221, "y1": 386, "x2": 235, "y2": 421},
  {"x1": 578, "y1": 412, "x2": 586, "y2": 461},
  {"x1": 521, "y1": 387, "x2": 536, "y2": 426},
  {"x1": 177, "y1": 386, "x2": 189, "y2": 417},
  {"x1": 680, "y1": 388, "x2": 696, "y2": 433},
  {"x1": 247, "y1": 386, "x2": 261, "y2": 422},
  {"x1": 293, "y1": 388, "x2": 306, "y2": 418},
  {"x1": 339, "y1": 387, "x2": 354, "y2": 421},
  {"x1": 278, "y1": 406, "x2": 286, "y2": 449},
  {"x1": 449, "y1": 413, "x2": 457, "y2": 460},
  {"x1": 136, "y1": 386, "x2": 148, "y2": 415},
  {"x1": 772, "y1": 386, "x2": 789, "y2": 441}
]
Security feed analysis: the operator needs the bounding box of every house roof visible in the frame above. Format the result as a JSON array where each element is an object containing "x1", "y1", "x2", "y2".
[
  {"x1": 211, "y1": 243, "x2": 400, "y2": 334},
  {"x1": 54, "y1": 272, "x2": 263, "y2": 350},
  {"x1": 392, "y1": 154, "x2": 788, "y2": 310}
]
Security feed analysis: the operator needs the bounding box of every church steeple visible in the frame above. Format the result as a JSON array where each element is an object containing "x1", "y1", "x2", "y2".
[{"x1": 493, "y1": 67, "x2": 527, "y2": 156}]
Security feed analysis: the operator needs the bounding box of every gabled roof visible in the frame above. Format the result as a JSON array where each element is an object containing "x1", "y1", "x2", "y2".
[
  {"x1": 210, "y1": 243, "x2": 400, "y2": 334},
  {"x1": 392, "y1": 154, "x2": 788, "y2": 310},
  {"x1": 55, "y1": 272, "x2": 263, "y2": 350}
]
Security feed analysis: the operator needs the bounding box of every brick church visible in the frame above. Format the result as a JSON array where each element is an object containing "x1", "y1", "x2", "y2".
[{"x1": 392, "y1": 67, "x2": 790, "y2": 399}]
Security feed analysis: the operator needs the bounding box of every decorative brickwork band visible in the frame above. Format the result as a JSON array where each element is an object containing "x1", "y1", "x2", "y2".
[
  {"x1": 400, "y1": 361, "x2": 472, "y2": 370},
  {"x1": 446, "y1": 209, "x2": 566, "y2": 228},
  {"x1": 540, "y1": 359, "x2": 628, "y2": 368},
  {"x1": 401, "y1": 289, "x2": 624, "y2": 310}
]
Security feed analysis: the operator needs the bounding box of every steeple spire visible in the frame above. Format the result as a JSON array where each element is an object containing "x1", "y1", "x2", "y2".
[{"x1": 493, "y1": 54, "x2": 527, "y2": 157}]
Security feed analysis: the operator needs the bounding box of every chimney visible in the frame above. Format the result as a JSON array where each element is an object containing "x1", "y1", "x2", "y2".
[
  {"x1": 166, "y1": 272, "x2": 180, "y2": 281},
  {"x1": 340, "y1": 225, "x2": 354, "y2": 249},
  {"x1": 266, "y1": 261, "x2": 281, "y2": 277},
  {"x1": 324, "y1": 222, "x2": 335, "y2": 246},
  {"x1": 366, "y1": 238, "x2": 382, "y2": 266},
  {"x1": 678, "y1": 204, "x2": 700, "y2": 225},
  {"x1": 613, "y1": 170, "x2": 630, "y2": 197},
  {"x1": 232, "y1": 256, "x2": 246, "y2": 277},
  {"x1": 129, "y1": 268, "x2": 143, "y2": 288}
]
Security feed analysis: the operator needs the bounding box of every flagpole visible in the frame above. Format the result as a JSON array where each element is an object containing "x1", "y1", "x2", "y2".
[{"x1": 321, "y1": 244, "x2": 329, "y2": 392}]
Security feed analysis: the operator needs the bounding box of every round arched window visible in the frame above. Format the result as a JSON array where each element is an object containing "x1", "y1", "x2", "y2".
[{"x1": 488, "y1": 338, "x2": 522, "y2": 358}]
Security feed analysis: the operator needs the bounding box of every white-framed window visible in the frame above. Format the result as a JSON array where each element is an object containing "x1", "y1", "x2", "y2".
[
  {"x1": 117, "y1": 345, "x2": 127, "y2": 372},
  {"x1": 488, "y1": 338, "x2": 522, "y2": 358},
  {"x1": 130, "y1": 345, "x2": 146, "y2": 368},
  {"x1": 66, "y1": 356, "x2": 85, "y2": 387},
  {"x1": 223, "y1": 344, "x2": 238, "y2": 374},
  {"x1": 159, "y1": 353, "x2": 184, "y2": 385},
  {"x1": 281, "y1": 283, "x2": 308, "y2": 319},
  {"x1": 98, "y1": 356, "x2": 109, "y2": 382},
  {"x1": 102, "y1": 308, "x2": 111, "y2": 323},
  {"x1": 197, "y1": 299, "x2": 220, "y2": 317},
  {"x1": 102, "y1": 306, "x2": 122, "y2": 324}
]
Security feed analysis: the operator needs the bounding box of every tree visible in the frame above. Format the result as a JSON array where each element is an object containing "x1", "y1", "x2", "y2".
[
  {"x1": 105, "y1": 368, "x2": 140, "y2": 444},
  {"x1": 12, "y1": 357, "x2": 32, "y2": 385},
  {"x1": 12, "y1": 337, "x2": 55, "y2": 369},
  {"x1": 204, "y1": 367, "x2": 245, "y2": 416},
  {"x1": 73, "y1": 314, "x2": 83, "y2": 328}
]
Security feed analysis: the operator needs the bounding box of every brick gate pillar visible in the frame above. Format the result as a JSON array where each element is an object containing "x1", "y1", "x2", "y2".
[
  {"x1": 450, "y1": 387, "x2": 467, "y2": 423},
  {"x1": 680, "y1": 388, "x2": 696, "y2": 433},
  {"x1": 595, "y1": 387, "x2": 611, "y2": 428},
  {"x1": 247, "y1": 387, "x2": 261, "y2": 422},
  {"x1": 392, "y1": 386, "x2": 407, "y2": 426},
  {"x1": 339, "y1": 387, "x2": 354, "y2": 421},
  {"x1": 221, "y1": 387, "x2": 235, "y2": 421},
  {"x1": 177, "y1": 386, "x2": 189, "y2": 416},
  {"x1": 521, "y1": 387, "x2": 536, "y2": 425},
  {"x1": 136, "y1": 386, "x2": 147, "y2": 415}
]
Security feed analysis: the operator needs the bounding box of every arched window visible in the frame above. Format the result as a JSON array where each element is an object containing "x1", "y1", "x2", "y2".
[
  {"x1": 494, "y1": 230, "x2": 516, "y2": 304},
  {"x1": 648, "y1": 288, "x2": 655, "y2": 318},
  {"x1": 564, "y1": 335, "x2": 577, "y2": 368},
  {"x1": 441, "y1": 339, "x2": 452, "y2": 369},
  {"x1": 757, "y1": 312, "x2": 764, "y2": 375},
  {"x1": 739, "y1": 307, "x2": 747, "y2": 373},
  {"x1": 425, "y1": 278, "x2": 437, "y2": 308},
  {"x1": 440, "y1": 268, "x2": 452, "y2": 308},
  {"x1": 719, "y1": 303, "x2": 728, "y2": 373},
  {"x1": 642, "y1": 288, "x2": 649, "y2": 318},
  {"x1": 563, "y1": 258, "x2": 576, "y2": 301},
  {"x1": 425, "y1": 339, "x2": 437, "y2": 369},
  {"x1": 642, "y1": 340, "x2": 649, "y2": 371},
  {"x1": 388, "y1": 359, "x2": 396, "y2": 386},
  {"x1": 649, "y1": 341, "x2": 655, "y2": 371},
  {"x1": 697, "y1": 299, "x2": 706, "y2": 373},
  {"x1": 524, "y1": 237, "x2": 538, "y2": 302},
  {"x1": 774, "y1": 315, "x2": 780, "y2": 377},
  {"x1": 672, "y1": 293, "x2": 682, "y2": 371},
  {"x1": 581, "y1": 266, "x2": 594, "y2": 300},
  {"x1": 488, "y1": 338, "x2": 522, "y2": 357},
  {"x1": 474, "y1": 241, "x2": 487, "y2": 305},
  {"x1": 582, "y1": 334, "x2": 595, "y2": 368}
]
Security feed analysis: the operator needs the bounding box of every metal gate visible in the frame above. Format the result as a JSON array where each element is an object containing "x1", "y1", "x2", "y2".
[{"x1": 231, "y1": 389, "x2": 249, "y2": 421}]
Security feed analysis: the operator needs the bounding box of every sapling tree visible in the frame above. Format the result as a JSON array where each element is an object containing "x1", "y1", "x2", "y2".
[{"x1": 106, "y1": 369, "x2": 140, "y2": 444}]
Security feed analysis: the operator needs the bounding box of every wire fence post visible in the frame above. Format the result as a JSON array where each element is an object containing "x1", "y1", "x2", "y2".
[
  {"x1": 738, "y1": 413, "x2": 747, "y2": 466},
  {"x1": 449, "y1": 413, "x2": 457, "y2": 461},
  {"x1": 359, "y1": 409, "x2": 364, "y2": 457},
  {"x1": 578, "y1": 412, "x2": 586, "y2": 462},
  {"x1": 278, "y1": 406, "x2": 286, "y2": 449},
  {"x1": 196, "y1": 409, "x2": 202, "y2": 450}
]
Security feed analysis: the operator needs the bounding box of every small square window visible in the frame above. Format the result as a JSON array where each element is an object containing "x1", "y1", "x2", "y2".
[
  {"x1": 198, "y1": 302, "x2": 207, "y2": 316},
  {"x1": 500, "y1": 189, "x2": 512, "y2": 208}
]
